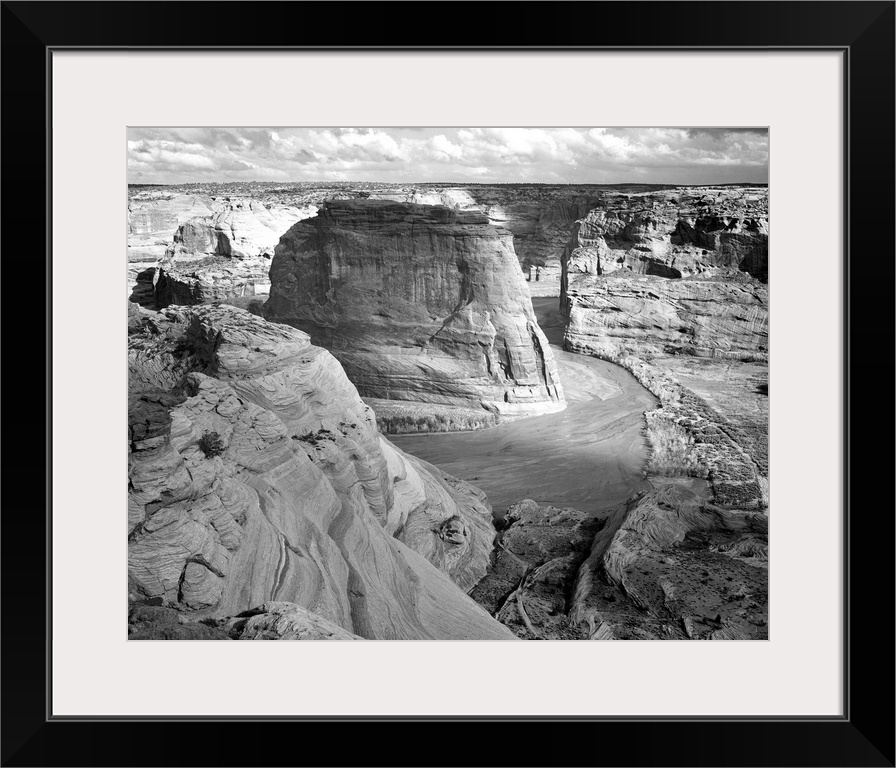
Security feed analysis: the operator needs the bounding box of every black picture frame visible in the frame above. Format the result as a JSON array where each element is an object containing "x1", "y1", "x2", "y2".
[{"x1": 2, "y1": 2, "x2": 893, "y2": 766}]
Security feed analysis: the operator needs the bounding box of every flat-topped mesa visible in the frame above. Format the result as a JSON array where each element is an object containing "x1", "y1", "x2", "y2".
[
  {"x1": 128, "y1": 304, "x2": 513, "y2": 640},
  {"x1": 264, "y1": 199, "x2": 566, "y2": 417}
]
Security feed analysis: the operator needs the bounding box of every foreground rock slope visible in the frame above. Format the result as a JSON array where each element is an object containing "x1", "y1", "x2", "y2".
[
  {"x1": 472, "y1": 489, "x2": 767, "y2": 640},
  {"x1": 264, "y1": 200, "x2": 565, "y2": 416},
  {"x1": 128, "y1": 303, "x2": 514, "y2": 640}
]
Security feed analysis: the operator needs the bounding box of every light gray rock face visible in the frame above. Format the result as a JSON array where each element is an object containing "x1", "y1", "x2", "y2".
[
  {"x1": 565, "y1": 275, "x2": 768, "y2": 361},
  {"x1": 561, "y1": 186, "x2": 769, "y2": 362},
  {"x1": 560, "y1": 187, "x2": 768, "y2": 292},
  {"x1": 127, "y1": 195, "x2": 218, "y2": 305},
  {"x1": 154, "y1": 200, "x2": 313, "y2": 308},
  {"x1": 128, "y1": 304, "x2": 514, "y2": 640},
  {"x1": 127, "y1": 194, "x2": 314, "y2": 308},
  {"x1": 366, "y1": 188, "x2": 599, "y2": 297},
  {"x1": 264, "y1": 200, "x2": 565, "y2": 417},
  {"x1": 128, "y1": 195, "x2": 217, "y2": 264}
]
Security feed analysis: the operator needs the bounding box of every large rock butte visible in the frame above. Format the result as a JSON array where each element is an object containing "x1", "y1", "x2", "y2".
[
  {"x1": 264, "y1": 200, "x2": 566, "y2": 416},
  {"x1": 128, "y1": 303, "x2": 514, "y2": 640}
]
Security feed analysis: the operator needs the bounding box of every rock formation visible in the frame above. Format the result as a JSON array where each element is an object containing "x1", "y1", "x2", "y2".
[
  {"x1": 128, "y1": 303, "x2": 514, "y2": 640},
  {"x1": 264, "y1": 200, "x2": 565, "y2": 416},
  {"x1": 127, "y1": 193, "x2": 314, "y2": 308},
  {"x1": 128, "y1": 601, "x2": 364, "y2": 640},
  {"x1": 127, "y1": 195, "x2": 217, "y2": 305},
  {"x1": 565, "y1": 275, "x2": 768, "y2": 361},
  {"x1": 154, "y1": 200, "x2": 313, "y2": 308},
  {"x1": 471, "y1": 490, "x2": 768, "y2": 640},
  {"x1": 569, "y1": 485, "x2": 768, "y2": 640},
  {"x1": 561, "y1": 187, "x2": 769, "y2": 361}
]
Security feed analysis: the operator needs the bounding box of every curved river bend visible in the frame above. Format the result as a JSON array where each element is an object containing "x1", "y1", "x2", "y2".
[{"x1": 390, "y1": 298, "x2": 657, "y2": 519}]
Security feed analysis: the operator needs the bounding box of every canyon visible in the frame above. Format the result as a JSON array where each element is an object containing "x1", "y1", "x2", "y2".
[{"x1": 127, "y1": 181, "x2": 768, "y2": 640}]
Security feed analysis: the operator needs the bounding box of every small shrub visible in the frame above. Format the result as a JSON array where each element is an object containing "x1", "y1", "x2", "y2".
[
  {"x1": 198, "y1": 430, "x2": 225, "y2": 458},
  {"x1": 644, "y1": 411, "x2": 708, "y2": 478}
]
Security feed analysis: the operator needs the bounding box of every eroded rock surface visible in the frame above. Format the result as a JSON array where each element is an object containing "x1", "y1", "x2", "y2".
[
  {"x1": 559, "y1": 186, "x2": 768, "y2": 362},
  {"x1": 472, "y1": 489, "x2": 767, "y2": 640},
  {"x1": 155, "y1": 200, "x2": 313, "y2": 307},
  {"x1": 565, "y1": 275, "x2": 768, "y2": 361},
  {"x1": 264, "y1": 200, "x2": 565, "y2": 416},
  {"x1": 570, "y1": 485, "x2": 768, "y2": 640},
  {"x1": 128, "y1": 304, "x2": 513, "y2": 640},
  {"x1": 127, "y1": 193, "x2": 315, "y2": 308},
  {"x1": 127, "y1": 195, "x2": 217, "y2": 305}
]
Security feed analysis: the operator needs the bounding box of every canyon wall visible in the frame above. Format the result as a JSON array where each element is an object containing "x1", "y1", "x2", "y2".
[
  {"x1": 128, "y1": 303, "x2": 513, "y2": 640},
  {"x1": 154, "y1": 200, "x2": 313, "y2": 307},
  {"x1": 127, "y1": 194, "x2": 314, "y2": 308},
  {"x1": 562, "y1": 187, "x2": 769, "y2": 361},
  {"x1": 264, "y1": 200, "x2": 565, "y2": 416}
]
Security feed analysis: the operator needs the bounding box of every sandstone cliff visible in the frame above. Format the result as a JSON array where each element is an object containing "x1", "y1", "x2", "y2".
[
  {"x1": 128, "y1": 303, "x2": 513, "y2": 639},
  {"x1": 565, "y1": 275, "x2": 768, "y2": 361},
  {"x1": 154, "y1": 200, "x2": 313, "y2": 308},
  {"x1": 264, "y1": 200, "x2": 565, "y2": 416},
  {"x1": 127, "y1": 194, "x2": 314, "y2": 308},
  {"x1": 561, "y1": 187, "x2": 768, "y2": 362},
  {"x1": 127, "y1": 195, "x2": 217, "y2": 305}
]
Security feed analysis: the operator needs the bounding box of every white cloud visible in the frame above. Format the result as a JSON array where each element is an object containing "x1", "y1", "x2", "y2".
[{"x1": 127, "y1": 127, "x2": 768, "y2": 184}]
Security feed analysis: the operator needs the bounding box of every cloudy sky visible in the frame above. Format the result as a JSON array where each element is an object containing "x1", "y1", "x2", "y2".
[{"x1": 127, "y1": 127, "x2": 768, "y2": 185}]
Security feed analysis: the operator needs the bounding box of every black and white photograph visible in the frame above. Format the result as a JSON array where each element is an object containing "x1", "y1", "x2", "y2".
[{"x1": 127, "y1": 126, "x2": 769, "y2": 641}]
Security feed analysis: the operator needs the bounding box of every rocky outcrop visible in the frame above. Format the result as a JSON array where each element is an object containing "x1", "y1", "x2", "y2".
[
  {"x1": 127, "y1": 194, "x2": 314, "y2": 308},
  {"x1": 128, "y1": 194, "x2": 217, "y2": 264},
  {"x1": 561, "y1": 186, "x2": 769, "y2": 362},
  {"x1": 153, "y1": 200, "x2": 313, "y2": 308},
  {"x1": 470, "y1": 500, "x2": 603, "y2": 640},
  {"x1": 264, "y1": 200, "x2": 565, "y2": 417},
  {"x1": 128, "y1": 601, "x2": 364, "y2": 640},
  {"x1": 154, "y1": 259, "x2": 274, "y2": 307},
  {"x1": 127, "y1": 195, "x2": 218, "y2": 304},
  {"x1": 165, "y1": 200, "x2": 312, "y2": 262},
  {"x1": 471, "y1": 489, "x2": 768, "y2": 640},
  {"x1": 221, "y1": 601, "x2": 364, "y2": 640},
  {"x1": 128, "y1": 304, "x2": 514, "y2": 640},
  {"x1": 560, "y1": 186, "x2": 768, "y2": 291},
  {"x1": 569, "y1": 485, "x2": 768, "y2": 640},
  {"x1": 565, "y1": 275, "x2": 768, "y2": 361}
]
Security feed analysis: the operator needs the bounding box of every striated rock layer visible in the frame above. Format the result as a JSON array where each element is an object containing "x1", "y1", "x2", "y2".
[
  {"x1": 264, "y1": 200, "x2": 565, "y2": 416},
  {"x1": 128, "y1": 303, "x2": 514, "y2": 640},
  {"x1": 127, "y1": 195, "x2": 218, "y2": 305},
  {"x1": 127, "y1": 194, "x2": 314, "y2": 308},
  {"x1": 154, "y1": 200, "x2": 313, "y2": 308},
  {"x1": 561, "y1": 186, "x2": 769, "y2": 362},
  {"x1": 565, "y1": 274, "x2": 768, "y2": 361}
]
